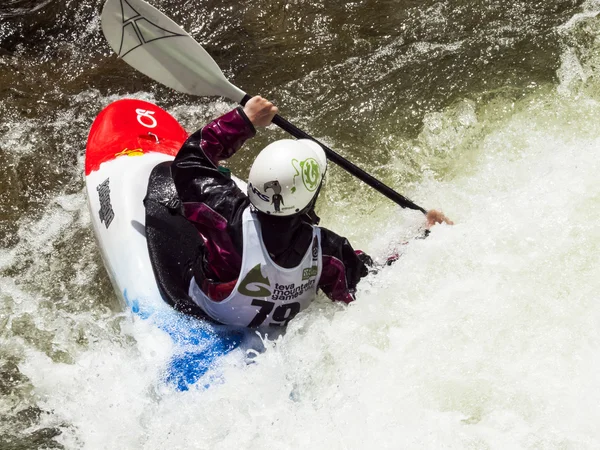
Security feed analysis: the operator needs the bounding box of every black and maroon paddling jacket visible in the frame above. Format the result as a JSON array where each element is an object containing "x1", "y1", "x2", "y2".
[{"x1": 169, "y1": 107, "x2": 370, "y2": 304}]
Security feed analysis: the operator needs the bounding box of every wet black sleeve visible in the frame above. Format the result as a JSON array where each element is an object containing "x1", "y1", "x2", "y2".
[
  {"x1": 171, "y1": 108, "x2": 255, "y2": 254},
  {"x1": 319, "y1": 227, "x2": 370, "y2": 302}
]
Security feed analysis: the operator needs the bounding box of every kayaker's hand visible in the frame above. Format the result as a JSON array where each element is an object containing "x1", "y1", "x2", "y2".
[
  {"x1": 243, "y1": 96, "x2": 278, "y2": 127},
  {"x1": 426, "y1": 209, "x2": 454, "y2": 229}
]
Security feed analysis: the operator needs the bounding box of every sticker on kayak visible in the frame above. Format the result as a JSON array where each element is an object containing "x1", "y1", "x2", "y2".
[
  {"x1": 136, "y1": 109, "x2": 157, "y2": 128},
  {"x1": 85, "y1": 99, "x2": 188, "y2": 175},
  {"x1": 97, "y1": 178, "x2": 115, "y2": 229},
  {"x1": 115, "y1": 148, "x2": 144, "y2": 158}
]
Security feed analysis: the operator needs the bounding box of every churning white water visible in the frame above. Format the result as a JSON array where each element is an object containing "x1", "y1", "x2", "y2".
[
  {"x1": 11, "y1": 54, "x2": 599, "y2": 449},
  {"x1": 3, "y1": 4, "x2": 600, "y2": 449}
]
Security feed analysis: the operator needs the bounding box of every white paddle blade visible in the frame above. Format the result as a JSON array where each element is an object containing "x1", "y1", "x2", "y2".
[{"x1": 101, "y1": 0, "x2": 246, "y2": 103}]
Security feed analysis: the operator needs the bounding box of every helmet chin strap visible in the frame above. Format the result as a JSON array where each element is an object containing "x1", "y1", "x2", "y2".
[
  {"x1": 299, "y1": 183, "x2": 323, "y2": 225},
  {"x1": 302, "y1": 209, "x2": 321, "y2": 226}
]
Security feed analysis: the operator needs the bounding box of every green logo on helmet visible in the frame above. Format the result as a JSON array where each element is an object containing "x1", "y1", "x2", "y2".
[{"x1": 292, "y1": 158, "x2": 321, "y2": 192}]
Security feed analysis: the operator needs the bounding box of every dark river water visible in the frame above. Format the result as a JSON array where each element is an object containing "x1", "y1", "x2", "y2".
[{"x1": 3, "y1": 0, "x2": 600, "y2": 448}]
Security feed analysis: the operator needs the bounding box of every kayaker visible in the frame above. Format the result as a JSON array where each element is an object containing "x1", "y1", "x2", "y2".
[{"x1": 171, "y1": 96, "x2": 452, "y2": 327}]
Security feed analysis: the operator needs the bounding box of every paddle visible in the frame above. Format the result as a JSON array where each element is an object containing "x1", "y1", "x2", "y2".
[{"x1": 100, "y1": 0, "x2": 427, "y2": 214}]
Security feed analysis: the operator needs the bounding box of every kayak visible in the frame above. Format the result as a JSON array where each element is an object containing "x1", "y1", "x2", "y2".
[{"x1": 85, "y1": 98, "x2": 249, "y2": 390}]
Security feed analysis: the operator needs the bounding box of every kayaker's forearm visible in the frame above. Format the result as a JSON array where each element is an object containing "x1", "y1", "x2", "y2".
[
  {"x1": 172, "y1": 107, "x2": 255, "y2": 203},
  {"x1": 318, "y1": 229, "x2": 371, "y2": 303},
  {"x1": 174, "y1": 107, "x2": 256, "y2": 172},
  {"x1": 198, "y1": 107, "x2": 256, "y2": 165}
]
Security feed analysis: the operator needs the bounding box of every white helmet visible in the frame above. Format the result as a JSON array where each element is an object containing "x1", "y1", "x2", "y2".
[{"x1": 247, "y1": 139, "x2": 327, "y2": 216}]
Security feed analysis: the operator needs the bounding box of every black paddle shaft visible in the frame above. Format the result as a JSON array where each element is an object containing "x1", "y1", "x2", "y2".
[{"x1": 240, "y1": 95, "x2": 427, "y2": 214}]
